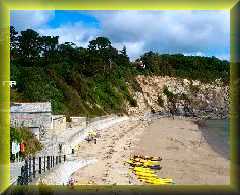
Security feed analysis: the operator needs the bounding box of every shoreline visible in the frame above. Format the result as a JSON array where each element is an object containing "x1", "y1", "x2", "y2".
[
  {"x1": 196, "y1": 119, "x2": 229, "y2": 160},
  {"x1": 133, "y1": 117, "x2": 229, "y2": 184},
  {"x1": 39, "y1": 116, "x2": 229, "y2": 185}
]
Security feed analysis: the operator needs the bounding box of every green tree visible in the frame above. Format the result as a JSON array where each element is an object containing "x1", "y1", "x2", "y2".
[
  {"x1": 120, "y1": 45, "x2": 127, "y2": 56},
  {"x1": 88, "y1": 37, "x2": 111, "y2": 51},
  {"x1": 10, "y1": 26, "x2": 19, "y2": 60},
  {"x1": 18, "y1": 29, "x2": 42, "y2": 65}
]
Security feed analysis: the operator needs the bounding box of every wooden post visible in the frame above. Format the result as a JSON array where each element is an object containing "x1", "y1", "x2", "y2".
[
  {"x1": 53, "y1": 155, "x2": 55, "y2": 167},
  {"x1": 56, "y1": 156, "x2": 58, "y2": 165},
  {"x1": 18, "y1": 166, "x2": 24, "y2": 185},
  {"x1": 29, "y1": 157, "x2": 32, "y2": 182},
  {"x1": 59, "y1": 155, "x2": 61, "y2": 163},
  {"x1": 43, "y1": 156, "x2": 46, "y2": 172},
  {"x1": 21, "y1": 166, "x2": 24, "y2": 177},
  {"x1": 39, "y1": 157, "x2": 42, "y2": 174},
  {"x1": 33, "y1": 157, "x2": 36, "y2": 178},
  {"x1": 24, "y1": 159, "x2": 28, "y2": 185},
  {"x1": 64, "y1": 155, "x2": 66, "y2": 162},
  {"x1": 47, "y1": 156, "x2": 50, "y2": 170},
  {"x1": 50, "y1": 156, "x2": 52, "y2": 168}
]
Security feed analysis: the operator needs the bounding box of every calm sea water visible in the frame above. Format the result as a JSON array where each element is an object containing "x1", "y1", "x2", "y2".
[
  {"x1": 202, "y1": 119, "x2": 229, "y2": 159},
  {"x1": 205, "y1": 119, "x2": 229, "y2": 138}
]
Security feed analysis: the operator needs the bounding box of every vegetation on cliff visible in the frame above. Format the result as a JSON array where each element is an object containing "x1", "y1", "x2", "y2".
[{"x1": 10, "y1": 26, "x2": 229, "y2": 116}]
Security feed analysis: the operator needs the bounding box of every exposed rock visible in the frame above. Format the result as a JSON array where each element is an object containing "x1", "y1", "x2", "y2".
[{"x1": 127, "y1": 76, "x2": 229, "y2": 119}]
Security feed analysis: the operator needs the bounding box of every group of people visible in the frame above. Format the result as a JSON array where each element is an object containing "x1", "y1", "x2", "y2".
[{"x1": 11, "y1": 141, "x2": 26, "y2": 162}]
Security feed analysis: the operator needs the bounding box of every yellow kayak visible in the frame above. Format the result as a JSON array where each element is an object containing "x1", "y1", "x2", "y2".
[
  {"x1": 140, "y1": 178, "x2": 173, "y2": 184},
  {"x1": 143, "y1": 161, "x2": 160, "y2": 166},
  {"x1": 133, "y1": 167, "x2": 153, "y2": 172},
  {"x1": 137, "y1": 176, "x2": 159, "y2": 180},
  {"x1": 134, "y1": 168, "x2": 154, "y2": 172},
  {"x1": 126, "y1": 160, "x2": 134, "y2": 164},
  {"x1": 139, "y1": 178, "x2": 173, "y2": 185},
  {"x1": 134, "y1": 169, "x2": 154, "y2": 173},
  {"x1": 134, "y1": 172, "x2": 158, "y2": 177},
  {"x1": 149, "y1": 178, "x2": 173, "y2": 183}
]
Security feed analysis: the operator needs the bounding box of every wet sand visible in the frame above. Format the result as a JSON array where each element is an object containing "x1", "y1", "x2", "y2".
[{"x1": 133, "y1": 117, "x2": 229, "y2": 184}]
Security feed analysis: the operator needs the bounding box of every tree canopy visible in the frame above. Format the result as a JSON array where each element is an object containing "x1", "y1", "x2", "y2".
[{"x1": 10, "y1": 26, "x2": 229, "y2": 116}]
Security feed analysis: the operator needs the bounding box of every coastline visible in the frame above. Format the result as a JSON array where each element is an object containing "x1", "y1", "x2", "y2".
[
  {"x1": 39, "y1": 116, "x2": 229, "y2": 185},
  {"x1": 196, "y1": 119, "x2": 229, "y2": 160},
  {"x1": 133, "y1": 117, "x2": 229, "y2": 184}
]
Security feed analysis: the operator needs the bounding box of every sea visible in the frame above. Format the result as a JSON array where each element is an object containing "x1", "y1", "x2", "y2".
[{"x1": 201, "y1": 119, "x2": 229, "y2": 160}]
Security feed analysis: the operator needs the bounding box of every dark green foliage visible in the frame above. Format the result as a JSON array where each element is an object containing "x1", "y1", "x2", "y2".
[
  {"x1": 179, "y1": 93, "x2": 189, "y2": 101},
  {"x1": 10, "y1": 127, "x2": 43, "y2": 156},
  {"x1": 139, "y1": 52, "x2": 229, "y2": 84},
  {"x1": 189, "y1": 83, "x2": 200, "y2": 94},
  {"x1": 10, "y1": 26, "x2": 230, "y2": 116},
  {"x1": 157, "y1": 96, "x2": 164, "y2": 107},
  {"x1": 10, "y1": 127, "x2": 21, "y2": 143},
  {"x1": 163, "y1": 86, "x2": 174, "y2": 99}
]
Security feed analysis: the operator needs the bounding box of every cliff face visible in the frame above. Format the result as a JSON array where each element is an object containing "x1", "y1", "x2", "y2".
[{"x1": 127, "y1": 75, "x2": 229, "y2": 119}]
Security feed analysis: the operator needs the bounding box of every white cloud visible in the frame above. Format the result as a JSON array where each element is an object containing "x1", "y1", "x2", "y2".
[
  {"x1": 183, "y1": 51, "x2": 206, "y2": 57},
  {"x1": 87, "y1": 10, "x2": 230, "y2": 60},
  {"x1": 11, "y1": 10, "x2": 55, "y2": 31},
  {"x1": 113, "y1": 41, "x2": 145, "y2": 60},
  {"x1": 11, "y1": 10, "x2": 230, "y2": 60},
  {"x1": 37, "y1": 22, "x2": 100, "y2": 48}
]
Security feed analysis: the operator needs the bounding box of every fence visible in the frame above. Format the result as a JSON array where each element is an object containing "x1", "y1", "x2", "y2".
[{"x1": 17, "y1": 154, "x2": 66, "y2": 185}]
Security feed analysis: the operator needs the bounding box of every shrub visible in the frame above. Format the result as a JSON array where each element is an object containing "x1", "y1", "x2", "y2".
[
  {"x1": 157, "y1": 96, "x2": 164, "y2": 107},
  {"x1": 163, "y1": 86, "x2": 174, "y2": 99},
  {"x1": 10, "y1": 127, "x2": 43, "y2": 157}
]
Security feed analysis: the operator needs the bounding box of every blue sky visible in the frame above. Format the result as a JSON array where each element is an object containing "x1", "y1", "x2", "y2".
[{"x1": 11, "y1": 10, "x2": 230, "y2": 60}]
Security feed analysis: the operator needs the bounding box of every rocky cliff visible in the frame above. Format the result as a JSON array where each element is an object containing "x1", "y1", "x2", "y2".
[{"x1": 127, "y1": 76, "x2": 229, "y2": 119}]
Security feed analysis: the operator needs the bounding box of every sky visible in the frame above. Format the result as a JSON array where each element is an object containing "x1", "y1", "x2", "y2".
[{"x1": 11, "y1": 10, "x2": 230, "y2": 61}]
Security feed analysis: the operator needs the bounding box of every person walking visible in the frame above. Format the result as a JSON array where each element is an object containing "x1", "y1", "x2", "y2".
[{"x1": 59, "y1": 143, "x2": 62, "y2": 154}]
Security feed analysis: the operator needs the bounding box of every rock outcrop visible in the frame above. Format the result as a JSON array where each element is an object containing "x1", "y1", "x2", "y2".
[{"x1": 127, "y1": 76, "x2": 229, "y2": 119}]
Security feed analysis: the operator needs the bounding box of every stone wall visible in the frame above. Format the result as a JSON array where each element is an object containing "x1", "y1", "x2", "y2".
[
  {"x1": 52, "y1": 115, "x2": 66, "y2": 130},
  {"x1": 70, "y1": 117, "x2": 87, "y2": 128},
  {"x1": 11, "y1": 112, "x2": 52, "y2": 140},
  {"x1": 11, "y1": 112, "x2": 52, "y2": 129}
]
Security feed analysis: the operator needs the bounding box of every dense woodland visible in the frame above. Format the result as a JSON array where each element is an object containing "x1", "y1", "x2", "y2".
[{"x1": 10, "y1": 26, "x2": 230, "y2": 117}]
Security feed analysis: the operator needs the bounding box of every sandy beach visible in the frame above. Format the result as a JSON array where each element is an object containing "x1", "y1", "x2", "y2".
[
  {"x1": 133, "y1": 117, "x2": 229, "y2": 184},
  {"x1": 39, "y1": 117, "x2": 229, "y2": 185},
  {"x1": 71, "y1": 118, "x2": 149, "y2": 185},
  {"x1": 69, "y1": 117, "x2": 229, "y2": 185}
]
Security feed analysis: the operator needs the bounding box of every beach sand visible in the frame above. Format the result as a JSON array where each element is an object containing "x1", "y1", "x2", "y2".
[
  {"x1": 71, "y1": 118, "x2": 149, "y2": 185},
  {"x1": 70, "y1": 117, "x2": 229, "y2": 185},
  {"x1": 133, "y1": 117, "x2": 229, "y2": 184}
]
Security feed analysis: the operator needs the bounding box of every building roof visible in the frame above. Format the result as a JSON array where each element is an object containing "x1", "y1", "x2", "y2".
[{"x1": 11, "y1": 102, "x2": 51, "y2": 113}]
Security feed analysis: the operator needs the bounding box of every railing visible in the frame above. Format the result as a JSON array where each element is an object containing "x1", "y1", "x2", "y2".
[
  {"x1": 15, "y1": 114, "x2": 125, "y2": 185},
  {"x1": 17, "y1": 154, "x2": 66, "y2": 185}
]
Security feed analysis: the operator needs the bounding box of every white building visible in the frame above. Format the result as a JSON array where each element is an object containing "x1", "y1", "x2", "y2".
[{"x1": 11, "y1": 102, "x2": 53, "y2": 140}]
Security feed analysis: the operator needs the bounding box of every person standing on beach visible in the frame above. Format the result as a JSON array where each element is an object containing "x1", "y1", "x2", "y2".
[
  {"x1": 59, "y1": 143, "x2": 62, "y2": 154},
  {"x1": 168, "y1": 104, "x2": 175, "y2": 119},
  {"x1": 170, "y1": 109, "x2": 174, "y2": 119}
]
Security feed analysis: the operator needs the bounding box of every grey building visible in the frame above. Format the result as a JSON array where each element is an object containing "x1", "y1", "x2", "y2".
[{"x1": 10, "y1": 102, "x2": 53, "y2": 140}]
